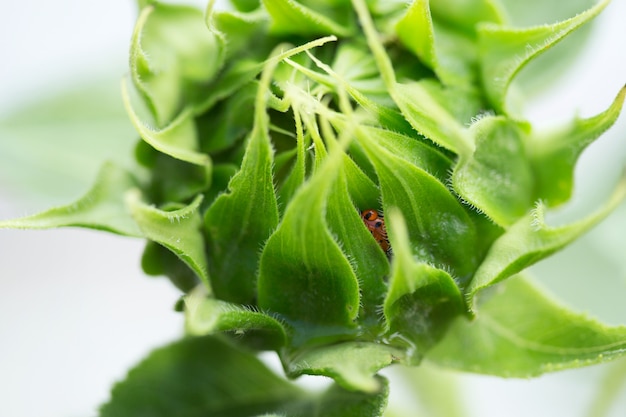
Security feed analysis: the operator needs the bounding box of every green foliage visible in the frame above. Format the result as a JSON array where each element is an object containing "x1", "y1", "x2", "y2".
[{"x1": 3, "y1": 0, "x2": 626, "y2": 415}]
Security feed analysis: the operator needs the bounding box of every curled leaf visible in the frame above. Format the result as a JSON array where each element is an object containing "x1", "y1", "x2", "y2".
[{"x1": 126, "y1": 191, "x2": 210, "y2": 287}]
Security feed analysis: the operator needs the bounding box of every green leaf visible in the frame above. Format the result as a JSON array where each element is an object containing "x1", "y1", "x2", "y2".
[
  {"x1": 352, "y1": 122, "x2": 454, "y2": 184},
  {"x1": 311, "y1": 376, "x2": 388, "y2": 417},
  {"x1": 204, "y1": 53, "x2": 279, "y2": 305},
  {"x1": 0, "y1": 78, "x2": 136, "y2": 205},
  {"x1": 285, "y1": 342, "x2": 401, "y2": 393},
  {"x1": 325, "y1": 166, "x2": 388, "y2": 326},
  {"x1": 195, "y1": 82, "x2": 257, "y2": 155},
  {"x1": 428, "y1": 275, "x2": 626, "y2": 377},
  {"x1": 208, "y1": 3, "x2": 269, "y2": 61},
  {"x1": 277, "y1": 109, "x2": 307, "y2": 205},
  {"x1": 141, "y1": 241, "x2": 201, "y2": 292},
  {"x1": 478, "y1": 0, "x2": 610, "y2": 114},
  {"x1": 135, "y1": 140, "x2": 212, "y2": 204},
  {"x1": 185, "y1": 289, "x2": 287, "y2": 350},
  {"x1": 467, "y1": 174, "x2": 626, "y2": 310},
  {"x1": 498, "y1": 0, "x2": 595, "y2": 26},
  {"x1": 262, "y1": 0, "x2": 354, "y2": 37},
  {"x1": 99, "y1": 336, "x2": 304, "y2": 417},
  {"x1": 452, "y1": 116, "x2": 534, "y2": 226},
  {"x1": 395, "y1": 0, "x2": 436, "y2": 71},
  {"x1": 390, "y1": 362, "x2": 464, "y2": 417},
  {"x1": 353, "y1": 0, "x2": 475, "y2": 155},
  {"x1": 498, "y1": 0, "x2": 598, "y2": 97},
  {"x1": 129, "y1": 3, "x2": 224, "y2": 126},
  {"x1": 355, "y1": 127, "x2": 479, "y2": 282},
  {"x1": 528, "y1": 85, "x2": 626, "y2": 207},
  {"x1": 257, "y1": 135, "x2": 360, "y2": 340},
  {"x1": 383, "y1": 209, "x2": 465, "y2": 360},
  {"x1": 429, "y1": 0, "x2": 506, "y2": 32},
  {"x1": 0, "y1": 162, "x2": 141, "y2": 237},
  {"x1": 392, "y1": 82, "x2": 475, "y2": 155},
  {"x1": 341, "y1": 152, "x2": 380, "y2": 210},
  {"x1": 122, "y1": 79, "x2": 212, "y2": 167},
  {"x1": 395, "y1": 0, "x2": 482, "y2": 86},
  {"x1": 126, "y1": 191, "x2": 210, "y2": 287}
]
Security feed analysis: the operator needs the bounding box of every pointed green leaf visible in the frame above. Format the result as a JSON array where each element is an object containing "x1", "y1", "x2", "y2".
[
  {"x1": 285, "y1": 342, "x2": 402, "y2": 393},
  {"x1": 467, "y1": 174, "x2": 626, "y2": 309},
  {"x1": 529, "y1": 85, "x2": 626, "y2": 206},
  {"x1": 99, "y1": 336, "x2": 304, "y2": 417},
  {"x1": 0, "y1": 162, "x2": 142, "y2": 237},
  {"x1": 129, "y1": 3, "x2": 224, "y2": 126},
  {"x1": 453, "y1": 116, "x2": 534, "y2": 226},
  {"x1": 356, "y1": 127, "x2": 479, "y2": 282},
  {"x1": 396, "y1": 0, "x2": 436, "y2": 70},
  {"x1": 383, "y1": 209, "x2": 464, "y2": 360},
  {"x1": 126, "y1": 191, "x2": 209, "y2": 287},
  {"x1": 341, "y1": 153, "x2": 380, "y2": 210},
  {"x1": 185, "y1": 290, "x2": 287, "y2": 350},
  {"x1": 326, "y1": 168, "x2": 388, "y2": 326},
  {"x1": 204, "y1": 55, "x2": 279, "y2": 305},
  {"x1": 262, "y1": 0, "x2": 354, "y2": 37},
  {"x1": 428, "y1": 275, "x2": 626, "y2": 377},
  {"x1": 478, "y1": 0, "x2": 610, "y2": 113},
  {"x1": 257, "y1": 139, "x2": 360, "y2": 337}
]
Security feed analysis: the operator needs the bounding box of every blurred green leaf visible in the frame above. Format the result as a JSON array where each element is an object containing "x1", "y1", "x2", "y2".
[
  {"x1": 430, "y1": 0, "x2": 505, "y2": 32},
  {"x1": 99, "y1": 336, "x2": 304, "y2": 417},
  {"x1": 285, "y1": 342, "x2": 401, "y2": 393},
  {"x1": 478, "y1": 0, "x2": 610, "y2": 114},
  {"x1": 528, "y1": 86, "x2": 626, "y2": 207},
  {"x1": 428, "y1": 275, "x2": 626, "y2": 376},
  {"x1": 263, "y1": 0, "x2": 354, "y2": 36},
  {"x1": 0, "y1": 162, "x2": 141, "y2": 236},
  {"x1": 0, "y1": 79, "x2": 135, "y2": 205},
  {"x1": 467, "y1": 173, "x2": 626, "y2": 309}
]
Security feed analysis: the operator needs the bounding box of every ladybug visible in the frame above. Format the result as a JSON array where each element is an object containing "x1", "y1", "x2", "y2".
[{"x1": 360, "y1": 209, "x2": 391, "y2": 254}]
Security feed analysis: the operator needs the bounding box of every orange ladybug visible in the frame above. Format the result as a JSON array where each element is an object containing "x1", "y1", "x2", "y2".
[{"x1": 360, "y1": 209, "x2": 391, "y2": 254}]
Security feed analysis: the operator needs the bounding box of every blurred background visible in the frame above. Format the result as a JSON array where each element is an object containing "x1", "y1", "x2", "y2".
[{"x1": 0, "y1": 1, "x2": 625, "y2": 416}]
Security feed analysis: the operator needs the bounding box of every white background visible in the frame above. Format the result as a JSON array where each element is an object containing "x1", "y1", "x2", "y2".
[{"x1": 1, "y1": 1, "x2": 625, "y2": 417}]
